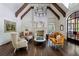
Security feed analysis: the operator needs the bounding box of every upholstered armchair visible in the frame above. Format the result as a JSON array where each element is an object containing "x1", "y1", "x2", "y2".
[
  {"x1": 24, "y1": 31, "x2": 34, "y2": 41},
  {"x1": 27, "y1": 32, "x2": 34, "y2": 41},
  {"x1": 11, "y1": 32, "x2": 28, "y2": 53},
  {"x1": 48, "y1": 32, "x2": 65, "y2": 48}
]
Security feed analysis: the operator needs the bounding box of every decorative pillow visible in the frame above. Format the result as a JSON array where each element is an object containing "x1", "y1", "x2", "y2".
[{"x1": 56, "y1": 35, "x2": 61, "y2": 40}]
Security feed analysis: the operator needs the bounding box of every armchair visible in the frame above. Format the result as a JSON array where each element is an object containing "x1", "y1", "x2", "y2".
[
  {"x1": 24, "y1": 31, "x2": 34, "y2": 41},
  {"x1": 48, "y1": 32, "x2": 65, "y2": 48},
  {"x1": 11, "y1": 32, "x2": 28, "y2": 53}
]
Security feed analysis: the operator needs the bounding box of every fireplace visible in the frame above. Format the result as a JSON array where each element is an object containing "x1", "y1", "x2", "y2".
[
  {"x1": 34, "y1": 30, "x2": 46, "y2": 42},
  {"x1": 36, "y1": 30, "x2": 44, "y2": 40},
  {"x1": 33, "y1": 21, "x2": 46, "y2": 42}
]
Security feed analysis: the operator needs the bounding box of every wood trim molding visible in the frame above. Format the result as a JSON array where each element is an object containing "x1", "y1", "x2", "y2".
[
  {"x1": 15, "y1": 3, "x2": 28, "y2": 17},
  {"x1": 47, "y1": 6, "x2": 60, "y2": 19},
  {"x1": 52, "y1": 3, "x2": 66, "y2": 17},
  {"x1": 21, "y1": 6, "x2": 34, "y2": 19}
]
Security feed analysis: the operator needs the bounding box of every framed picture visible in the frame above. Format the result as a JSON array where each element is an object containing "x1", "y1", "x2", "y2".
[
  {"x1": 4, "y1": 20, "x2": 16, "y2": 32},
  {"x1": 60, "y1": 25, "x2": 64, "y2": 31}
]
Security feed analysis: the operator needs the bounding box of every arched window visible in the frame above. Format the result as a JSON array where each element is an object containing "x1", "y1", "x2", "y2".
[{"x1": 67, "y1": 11, "x2": 79, "y2": 41}]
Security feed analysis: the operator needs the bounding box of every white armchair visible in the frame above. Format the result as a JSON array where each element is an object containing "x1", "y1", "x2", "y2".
[{"x1": 11, "y1": 32, "x2": 28, "y2": 53}]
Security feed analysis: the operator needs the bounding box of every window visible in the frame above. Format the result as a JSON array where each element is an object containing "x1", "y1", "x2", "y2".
[
  {"x1": 48, "y1": 23, "x2": 55, "y2": 34},
  {"x1": 67, "y1": 11, "x2": 79, "y2": 40}
]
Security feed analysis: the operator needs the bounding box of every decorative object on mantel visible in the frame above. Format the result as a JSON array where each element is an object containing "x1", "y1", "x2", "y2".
[
  {"x1": 60, "y1": 25, "x2": 64, "y2": 31},
  {"x1": 4, "y1": 20, "x2": 16, "y2": 32}
]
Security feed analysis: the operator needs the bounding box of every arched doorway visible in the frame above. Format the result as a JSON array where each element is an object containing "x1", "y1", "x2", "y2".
[{"x1": 67, "y1": 11, "x2": 79, "y2": 45}]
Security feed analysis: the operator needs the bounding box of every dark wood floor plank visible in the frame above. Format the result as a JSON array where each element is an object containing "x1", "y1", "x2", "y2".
[{"x1": 0, "y1": 40, "x2": 78, "y2": 56}]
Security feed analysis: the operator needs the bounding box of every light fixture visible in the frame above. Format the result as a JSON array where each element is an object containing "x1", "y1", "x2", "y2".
[{"x1": 34, "y1": 4, "x2": 47, "y2": 17}]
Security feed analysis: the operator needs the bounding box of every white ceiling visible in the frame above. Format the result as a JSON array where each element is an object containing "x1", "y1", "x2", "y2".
[
  {"x1": 2, "y1": 3, "x2": 68, "y2": 13},
  {"x1": 1, "y1": 3, "x2": 68, "y2": 12},
  {"x1": 2, "y1": 3, "x2": 23, "y2": 12},
  {"x1": 1, "y1": 3, "x2": 68, "y2": 19}
]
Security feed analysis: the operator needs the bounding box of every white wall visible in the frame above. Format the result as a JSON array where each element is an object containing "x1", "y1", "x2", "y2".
[
  {"x1": 68, "y1": 3, "x2": 79, "y2": 10},
  {"x1": 67, "y1": 4, "x2": 79, "y2": 18},
  {"x1": 21, "y1": 8, "x2": 59, "y2": 33},
  {"x1": 0, "y1": 4, "x2": 21, "y2": 45},
  {"x1": 47, "y1": 9, "x2": 59, "y2": 32},
  {"x1": 21, "y1": 9, "x2": 33, "y2": 32},
  {"x1": 58, "y1": 16, "x2": 67, "y2": 39}
]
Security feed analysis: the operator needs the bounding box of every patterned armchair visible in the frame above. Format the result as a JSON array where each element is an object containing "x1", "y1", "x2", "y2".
[
  {"x1": 48, "y1": 32, "x2": 65, "y2": 48},
  {"x1": 20, "y1": 31, "x2": 34, "y2": 41}
]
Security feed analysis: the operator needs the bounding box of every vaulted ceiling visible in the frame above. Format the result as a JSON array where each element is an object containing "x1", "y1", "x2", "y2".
[
  {"x1": 52, "y1": 3, "x2": 66, "y2": 17},
  {"x1": 15, "y1": 3, "x2": 68, "y2": 20},
  {"x1": 47, "y1": 6, "x2": 60, "y2": 19},
  {"x1": 2, "y1": 3, "x2": 68, "y2": 20},
  {"x1": 2, "y1": 3, "x2": 23, "y2": 13},
  {"x1": 15, "y1": 3, "x2": 28, "y2": 17}
]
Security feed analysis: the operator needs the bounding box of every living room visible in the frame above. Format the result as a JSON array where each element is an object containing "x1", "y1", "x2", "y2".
[{"x1": 0, "y1": 3, "x2": 79, "y2": 56}]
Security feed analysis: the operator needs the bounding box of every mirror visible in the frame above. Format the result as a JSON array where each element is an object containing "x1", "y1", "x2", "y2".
[{"x1": 60, "y1": 25, "x2": 64, "y2": 31}]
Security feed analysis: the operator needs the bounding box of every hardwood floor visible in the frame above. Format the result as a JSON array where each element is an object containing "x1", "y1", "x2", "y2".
[{"x1": 0, "y1": 40, "x2": 78, "y2": 56}]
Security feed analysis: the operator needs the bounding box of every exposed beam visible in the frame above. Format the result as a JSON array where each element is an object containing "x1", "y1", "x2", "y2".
[
  {"x1": 15, "y1": 3, "x2": 28, "y2": 17},
  {"x1": 21, "y1": 7, "x2": 34, "y2": 19},
  {"x1": 47, "y1": 6, "x2": 60, "y2": 19},
  {"x1": 52, "y1": 3, "x2": 66, "y2": 17}
]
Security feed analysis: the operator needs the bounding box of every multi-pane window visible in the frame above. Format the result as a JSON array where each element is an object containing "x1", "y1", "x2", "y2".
[
  {"x1": 48, "y1": 23, "x2": 55, "y2": 34},
  {"x1": 67, "y1": 11, "x2": 79, "y2": 40}
]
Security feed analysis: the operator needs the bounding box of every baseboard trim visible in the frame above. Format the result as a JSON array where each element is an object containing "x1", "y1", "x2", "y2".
[
  {"x1": 67, "y1": 38, "x2": 79, "y2": 45},
  {"x1": 0, "y1": 40, "x2": 11, "y2": 46}
]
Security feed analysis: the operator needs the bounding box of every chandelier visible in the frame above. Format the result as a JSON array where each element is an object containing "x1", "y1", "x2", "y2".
[{"x1": 34, "y1": 4, "x2": 47, "y2": 17}]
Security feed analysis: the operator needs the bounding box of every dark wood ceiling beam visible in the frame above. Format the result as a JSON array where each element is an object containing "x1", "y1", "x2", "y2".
[
  {"x1": 15, "y1": 3, "x2": 28, "y2": 17},
  {"x1": 52, "y1": 3, "x2": 66, "y2": 17},
  {"x1": 47, "y1": 6, "x2": 60, "y2": 19},
  {"x1": 21, "y1": 7, "x2": 34, "y2": 19}
]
